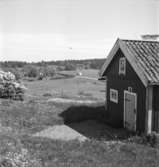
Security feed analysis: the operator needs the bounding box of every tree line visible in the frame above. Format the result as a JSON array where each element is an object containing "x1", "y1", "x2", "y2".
[
  {"x1": 0, "y1": 58, "x2": 106, "y2": 80},
  {"x1": 0, "y1": 58, "x2": 106, "y2": 70}
]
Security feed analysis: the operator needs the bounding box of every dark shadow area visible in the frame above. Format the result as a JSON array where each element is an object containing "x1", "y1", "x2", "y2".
[
  {"x1": 59, "y1": 105, "x2": 107, "y2": 123},
  {"x1": 59, "y1": 105, "x2": 132, "y2": 140}
]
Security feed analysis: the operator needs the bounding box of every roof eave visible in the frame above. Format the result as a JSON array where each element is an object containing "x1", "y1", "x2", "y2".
[
  {"x1": 100, "y1": 38, "x2": 120, "y2": 77},
  {"x1": 148, "y1": 81, "x2": 159, "y2": 86},
  {"x1": 98, "y1": 76, "x2": 106, "y2": 80}
]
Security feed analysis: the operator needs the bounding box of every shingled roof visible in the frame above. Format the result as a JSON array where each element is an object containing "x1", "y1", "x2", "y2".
[{"x1": 100, "y1": 39, "x2": 159, "y2": 87}]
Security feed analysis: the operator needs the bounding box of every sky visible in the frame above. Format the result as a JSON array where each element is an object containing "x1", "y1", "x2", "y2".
[{"x1": 0, "y1": 0, "x2": 159, "y2": 62}]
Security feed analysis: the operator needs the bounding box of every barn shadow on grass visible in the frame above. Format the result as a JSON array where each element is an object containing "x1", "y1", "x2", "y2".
[{"x1": 59, "y1": 104, "x2": 131, "y2": 140}]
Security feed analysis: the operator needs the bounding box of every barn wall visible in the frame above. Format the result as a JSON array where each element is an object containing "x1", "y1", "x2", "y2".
[
  {"x1": 153, "y1": 86, "x2": 159, "y2": 132},
  {"x1": 104, "y1": 49, "x2": 146, "y2": 132}
]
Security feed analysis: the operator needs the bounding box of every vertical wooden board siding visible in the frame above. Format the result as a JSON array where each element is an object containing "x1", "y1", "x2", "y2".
[
  {"x1": 145, "y1": 87, "x2": 149, "y2": 133},
  {"x1": 105, "y1": 79, "x2": 107, "y2": 110},
  {"x1": 153, "y1": 111, "x2": 159, "y2": 132},
  {"x1": 104, "y1": 49, "x2": 146, "y2": 132},
  {"x1": 153, "y1": 86, "x2": 159, "y2": 132}
]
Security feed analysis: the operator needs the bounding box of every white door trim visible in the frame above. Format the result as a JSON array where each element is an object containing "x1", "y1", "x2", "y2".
[
  {"x1": 124, "y1": 90, "x2": 137, "y2": 131},
  {"x1": 145, "y1": 86, "x2": 153, "y2": 134}
]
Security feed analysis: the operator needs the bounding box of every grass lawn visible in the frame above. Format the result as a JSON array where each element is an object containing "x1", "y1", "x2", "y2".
[
  {"x1": 24, "y1": 77, "x2": 105, "y2": 100},
  {"x1": 59, "y1": 69, "x2": 100, "y2": 78},
  {"x1": 0, "y1": 74, "x2": 159, "y2": 167},
  {"x1": 22, "y1": 137, "x2": 159, "y2": 167}
]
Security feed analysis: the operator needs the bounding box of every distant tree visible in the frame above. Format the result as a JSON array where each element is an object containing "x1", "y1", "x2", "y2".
[
  {"x1": 0, "y1": 61, "x2": 27, "y2": 68},
  {"x1": 38, "y1": 66, "x2": 56, "y2": 79},
  {"x1": 0, "y1": 58, "x2": 106, "y2": 73},
  {"x1": 24, "y1": 65, "x2": 38, "y2": 78},
  {"x1": 57, "y1": 66, "x2": 65, "y2": 71},
  {"x1": 48, "y1": 67, "x2": 56, "y2": 77},
  {"x1": 9, "y1": 68, "x2": 21, "y2": 80},
  {"x1": 64, "y1": 63, "x2": 76, "y2": 71},
  {"x1": 41, "y1": 66, "x2": 56, "y2": 77}
]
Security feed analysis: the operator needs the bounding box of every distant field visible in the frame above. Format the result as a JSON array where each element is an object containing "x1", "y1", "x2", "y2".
[
  {"x1": 24, "y1": 77, "x2": 105, "y2": 100},
  {"x1": 58, "y1": 69, "x2": 99, "y2": 78},
  {"x1": 80, "y1": 69, "x2": 99, "y2": 78}
]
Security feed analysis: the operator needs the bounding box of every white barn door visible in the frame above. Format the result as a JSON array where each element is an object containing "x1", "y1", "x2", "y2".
[{"x1": 124, "y1": 91, "x2": 137, "y2": 131}]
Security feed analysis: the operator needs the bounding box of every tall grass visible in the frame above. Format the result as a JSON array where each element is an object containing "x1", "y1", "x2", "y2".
[
  {"x1": 21, "y1": 136, "x2": 159, "y2": 167},
  {"x1": 0, "y1": 99, "x2": 63, "y2": 134}
]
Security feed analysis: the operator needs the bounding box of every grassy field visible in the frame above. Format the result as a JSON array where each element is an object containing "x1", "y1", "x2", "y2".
[
  {"x1": 59, "y1": 69, "x2": 100, "y2": 78},
  {"x1": 0, "y1": 70, "x2": 159, "y2": 167},
  {"x1": 24, "y1": 76, "x2": 105, "y2": 100}
]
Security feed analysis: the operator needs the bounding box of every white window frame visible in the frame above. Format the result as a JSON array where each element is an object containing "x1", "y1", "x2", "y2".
[
  {"x1": 119, "y1": 57, "x2": 126, "y2": 75},
  {"x1": 128, "y1": 87, "x2": 132, "y2": 92},
  {"x1": 110, "y1": 89, "x2": 118, "y2": 103}
]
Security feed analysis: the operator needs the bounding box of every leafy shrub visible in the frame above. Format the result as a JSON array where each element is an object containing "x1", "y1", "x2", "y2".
[
  {"x1": 42, "y1": 66, "x2": 56, "y2": 77},
  {"x1": 0, "y1": 70, "x2": 26, "y2": 100},
  {"x1": 43, "y1": 93, "x2": 52, "y2": 97},
  {"x1": 37, "y1": 66, "x2": 56, "y2": 80},
  {"x1": 0, "y1": 82, "x2": 25, "y2": 101},
  {"x1": 64, "y1": 63, "x2": 76, "y2": 71},
  {"x1": 10, "y1": 69, "x2": 21, "y2": 81},
  {"x1": 24, "y1": 66, "x2": 38, "y2": 78},
  {"x1": 126, "y1": 132, "x2": 159, "y2": 147}
]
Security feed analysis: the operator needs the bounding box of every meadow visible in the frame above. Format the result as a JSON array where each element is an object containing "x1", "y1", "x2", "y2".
[{"x1": 0, "y1": 69, "x2": 158, "y2": 167}]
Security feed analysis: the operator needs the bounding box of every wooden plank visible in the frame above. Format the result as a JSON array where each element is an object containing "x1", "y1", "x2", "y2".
[
  {"x1": 145, "y1": 86, "x2": 153, "y2": 134},
  {"x1": 105, "y1": 78, "x2": 107, "y2": 110},
  {"x1": 154, "y1": 111, "x2": 159, "y2": 132},
  {"x1": 154, "y1": 110, "x2": 159, "y2": 133},
  {"x1": 158, "y1": 111, "x2": 159, "y2": 133},
  {"x1": 124, "y1": 90, "x2": 137, "y2": 131}
]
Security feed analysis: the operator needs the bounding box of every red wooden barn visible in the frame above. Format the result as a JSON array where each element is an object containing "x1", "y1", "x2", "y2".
[{"x1": 99, "y1": 38, "x2": 159, "y2": 134}]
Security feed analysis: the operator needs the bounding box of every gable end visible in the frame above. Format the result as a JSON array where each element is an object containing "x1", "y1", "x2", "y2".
[{"x1": 100, "y1": 39, "x2": 148, "y2": 87}]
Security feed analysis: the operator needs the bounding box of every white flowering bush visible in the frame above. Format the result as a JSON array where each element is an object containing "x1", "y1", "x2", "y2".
[
  {"x1": 0, "y1": 131, "x2": 41, "y2": 167},
  {"x1": 0, "y1": 70, "x2": 26, "y2": 100},
  {"x1": 0, "y1": 148, "x2": 41, "y2": 167},
  {"x1": 0, "y1": 71, "x2": 15, "y2": 81}
]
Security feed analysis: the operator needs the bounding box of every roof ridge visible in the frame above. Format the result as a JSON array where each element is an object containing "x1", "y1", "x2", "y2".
[{"x1": 119, "y1": 38, "x2": 159, "y2": 43}]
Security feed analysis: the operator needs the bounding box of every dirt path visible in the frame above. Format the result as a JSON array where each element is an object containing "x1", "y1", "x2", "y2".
[
  {"x1": 32, "y1": 125, "x2": 87, "y2": 142},
  {"x1": 75, "y1": 76, "x2": 98, "y2": 81},
  {"x1": 48, "y1": 98, "x2": 98, "y2": 104}
]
